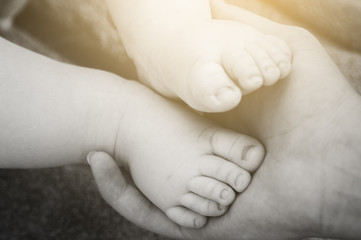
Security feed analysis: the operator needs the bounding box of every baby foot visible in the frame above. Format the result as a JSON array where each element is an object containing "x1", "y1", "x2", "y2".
[
  {"x1": 132, "y1": 20, "x2": 291, "y2": 112},
  {"x1": 161, "y1": 129, "x2": 264, "y2": 228},
  {"x1": 114, "y1": 82, "x2": 265, "y2": 228}
]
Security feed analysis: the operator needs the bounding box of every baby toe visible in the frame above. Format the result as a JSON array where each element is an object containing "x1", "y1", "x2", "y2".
[
  {"x1": 265, "y1": 34, "x2": 292, "y2": 58},
  {"x1": 187, "y1": 62, "x2": 242, "y2": 112},
  {"x1": 246, "y1": 42, "x2": 281, "y2": 86},
  {"x1": 222, "y1": 50, "x2": 264, "y2": 94},
  {"x1": 206, "y1": 128, "x2": 265, "y2": 172},
  {"x1": 180, "y1": 193, "x2": 228, "y2": 217},
  {"x1": 198, "y1": 155, "x2": 251, "y2": 192},
  {"x1": 257, "y1": 36, "x2": 292, "y2": 79},
  {"x1": 165, "y1": 206, "x2": 207, "y2": 228},
  {"x1": 187, "y1": 176, "x2": 236, "y2": 206}
]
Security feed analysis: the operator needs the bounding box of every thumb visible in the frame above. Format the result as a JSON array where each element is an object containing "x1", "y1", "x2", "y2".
[
  {"x1": 87, "y1": 151, "x2": 128, "y2": 203},
  {"x1": 87, "y1": 151, "x2": 184, "y2": 239}
]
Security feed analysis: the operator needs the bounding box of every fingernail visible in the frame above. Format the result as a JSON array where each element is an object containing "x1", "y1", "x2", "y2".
[
  {"x1": 87, "y1": 151, "x2": 97, "y2": 165},
  {"x1": 220, "y1": 189, "x2": 229, "y2": 200},
  {"x1": 241, "y1": 145, "x2": 255, "y2": 161}
]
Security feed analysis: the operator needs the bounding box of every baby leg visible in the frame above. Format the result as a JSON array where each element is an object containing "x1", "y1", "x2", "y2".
[{"x1": 107, "y1": 1, "x2": 291, "y2": 112}]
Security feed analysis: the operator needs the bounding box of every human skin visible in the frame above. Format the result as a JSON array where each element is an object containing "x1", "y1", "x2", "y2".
[
  {"x1": 0, "y1": 35, "x2": 265, "y2": 228},
  {"x1": 0, "y1": 36, "x2": 123, "y2": 168},
  {"x1": 193, "y1": 2, "x2": 361, "y2": 239},
  {"x1": 89, "y1": 1, "x2": 361, "y2": 239},
  {"x1": 105, "y1": 0, "x2": 291, "y2": 112},
  {"x1": 259, "y1": 0, "x2": 361, "y2": 52}
]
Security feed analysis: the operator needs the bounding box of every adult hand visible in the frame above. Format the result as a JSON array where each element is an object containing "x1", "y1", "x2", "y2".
[
  {"x1": 89, "y1": 1, "x2": 361, "y2": 239},
  {"x1": 87, "y1": 151, "x2": 185, "y2": 239},
  {"x1": 192, "y1": 1, "x2": 361, "y2": 239}
]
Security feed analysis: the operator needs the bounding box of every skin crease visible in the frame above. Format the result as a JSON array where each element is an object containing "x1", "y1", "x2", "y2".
[
  {"x1": 0, "y1": 0, "x2": 270, "y2": 230},
  {"x1": 187, "y1": 1, "x2": 361, "y2": 238},
  {"x1": 105, "y1": 0, "x2": 292, "y2": 112},
  {"x1": 189, "y1": 2, "x2": 361, "y2": 238},
  {"x1": 89, "y1": 1, "x2": 361, "y2": 239},
  {"x1": 0, "y1": 33, "x2": 265, "y2": 229},
  {"x1": 2, "y1": 0, "x2": 359, "y2": 239}
]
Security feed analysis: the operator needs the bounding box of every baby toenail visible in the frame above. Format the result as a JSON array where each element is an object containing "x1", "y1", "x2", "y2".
[
  {"x1": 217, "y1": 204, "x2": 225, "y2": 211},
  {"x1": 249, "y1": 75, "x2": 262, "y2": 85},
  {"x1": 220, "y1": 189, "x2": 229, "y2": 200},
  {"x1": 266, "y1": 65, "x2": 276, "y2": 72},
  {"x1": 278, "y1": 61, "x2": 288, "y2": 69},
  {"x1": 241, "y1": 144, "x2": 256, "y2": 161},
  {"x1": 194, "y1": 218, "x2": 201, "y2": 228},
  {"x1": 215, "y1": 86, "x2": 237, "y2": 102},
  {"x1": 236, "y1": 174, "x2": 245, "y2": 189}
]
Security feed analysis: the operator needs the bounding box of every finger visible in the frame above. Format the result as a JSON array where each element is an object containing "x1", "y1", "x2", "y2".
[{"x1": 87, "y1": 151, "x2": 183, "y2": 239}]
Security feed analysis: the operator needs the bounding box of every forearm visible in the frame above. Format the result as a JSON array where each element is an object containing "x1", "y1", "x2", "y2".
[
  {"x1": 105, "y1": 0, "x2": 212, "y2": 59},
  {"x1": 0, "y1": 37, "x2": 126, "y2": 168}
]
